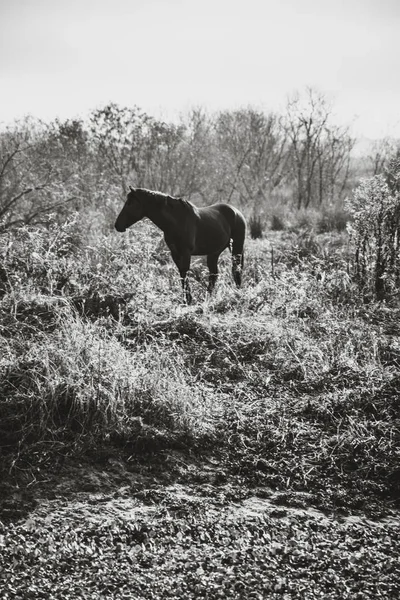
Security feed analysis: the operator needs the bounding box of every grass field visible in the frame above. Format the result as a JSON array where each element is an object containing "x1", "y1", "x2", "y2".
[{"x1": 1, "y1": 216, "x2": 399, "y2": 598}]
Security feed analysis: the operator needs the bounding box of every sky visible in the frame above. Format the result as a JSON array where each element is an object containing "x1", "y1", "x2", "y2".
[{"x1": 1, "y1": 0, "x2": 399, "y2": 140}]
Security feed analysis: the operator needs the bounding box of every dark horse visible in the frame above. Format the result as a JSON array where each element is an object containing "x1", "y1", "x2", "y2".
[{"x1": 115, "y1": 187, "x2": 246, "y2": 304}]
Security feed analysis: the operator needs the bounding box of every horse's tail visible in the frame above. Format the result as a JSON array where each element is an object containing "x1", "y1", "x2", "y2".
[{"x1": 231, "y1": 209, "x2": 246, "y2": 287}]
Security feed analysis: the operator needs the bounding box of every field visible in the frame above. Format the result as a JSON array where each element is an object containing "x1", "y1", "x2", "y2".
[{"x1": 1, "y1": 216, "x2": 400, "y2": 598}]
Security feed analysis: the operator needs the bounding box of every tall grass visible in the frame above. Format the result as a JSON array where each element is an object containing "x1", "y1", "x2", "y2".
[{"x1": 1, "y1": 217, "x2": 399, "y2": 509}]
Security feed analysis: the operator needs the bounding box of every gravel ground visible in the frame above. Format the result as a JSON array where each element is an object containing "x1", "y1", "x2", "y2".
[{"x1": 1, "y1": 465, "x2": 399, "y2": 600}]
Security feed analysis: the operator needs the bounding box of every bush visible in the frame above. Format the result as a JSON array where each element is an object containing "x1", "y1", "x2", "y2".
[
  {"x1": 270, "y1": 212, "x2": 287, "y2": 231},
  {"x1": 280, "y1": 231, "x2": 323, "y2": 267},
  {"x1": 316, "y1": 206, "x2": 349, "y2": 233},
  {"x1": 0, "y1": 219, "x2": 223, "y2": 465},
  {"x1": 248, "y1": 214, "x2": 264, "y2": 239},
  {"x1": 0, "y1": 307, "x2": 219, "y2": 459},
  {"x1": 346, "y1": 172, "x2": 400, "y2": 301}
]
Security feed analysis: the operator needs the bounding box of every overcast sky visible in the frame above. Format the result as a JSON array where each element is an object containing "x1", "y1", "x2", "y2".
[{"x1": 1, "y1": 0, "x2": 399, "y2": 139}]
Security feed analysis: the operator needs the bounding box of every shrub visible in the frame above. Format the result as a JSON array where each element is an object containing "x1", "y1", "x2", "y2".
[
  {"x1": 346, "y1": 172, "x2": 400, "y2": 301},
  {"x1": 280, "y1": 231, "x2": 323, "y2": 268},
  {"x1": 0, "y1": 311, "x2": 218, "y2": 458},
  {"x1": 316, "y1": 206, "x2": 349, "y2": 233},
  {"x1": 270, "y1": 212, "x2": 286, "y2": 231},
  {"x1": 248, "y1": 214, "x2": 264, "y2": 239}
]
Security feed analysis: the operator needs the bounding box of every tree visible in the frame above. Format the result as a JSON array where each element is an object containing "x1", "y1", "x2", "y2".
[
  {"x1": 285, "y1": 88, "x2": 354, "y2": 209},
  {"x1": 89, "y1": 104, "x2": 155, "y2": 193},
  {"x1": 89, "y1": 103, "x2": 192, "y2": 196},
  {"x1": 365, "y1": 137, "x2": 400, "y2": 177},
  {"x1": 0, "y1": 118, "x2": 78, "y2": 231},
  {"x1": 140, "y1": 119, "x2": 186, "y2": 195},
  {"x1": 88, "y1": 103, "x2": 213, "y2": 201},
  {"x1": 214, "y1": 108, "x2": 288, "y2": 210},
  {"x1": 175, "y1": 108, "x2": 217, "y2": 202},
  {"x1": 386, "y1": 150, "x2": 400, "y2": 195}
]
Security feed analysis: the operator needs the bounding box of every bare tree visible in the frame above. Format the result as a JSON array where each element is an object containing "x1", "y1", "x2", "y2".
[
  {"x1": 365, "y1": 137, "x2": 399, "y2": 177},
  {"x1": 89, "y1": 104, "x2": 159, "y2": 193},
  {"x1": 316, "y1": 125, "x2": 355, "y2": 204},
  {"x1": 0, "y1": 118, "x2": 78, "y2": 231},
  {"x1": 214, "y1": 108, "x2": 288, "y2": 210},
  {"x1": 285, "y1": 88, "x2": 354, "y2": 209},
  {"x1": 175, "y1": 108, "x2": 218, "y2": 202},
  {"x1": 88, "y1": 104, "x2": 214, "y2": 201},
  {"x1": 140, "y1": 119, "x2": 186, "y2": 195}
]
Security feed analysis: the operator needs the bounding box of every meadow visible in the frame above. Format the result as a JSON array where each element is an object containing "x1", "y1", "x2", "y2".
[
  {"x1": 1, "y1": 206, "x2": 399, "y2": 598},
  {"x1": 1, "y1": 97, "x2": 400, "y2": 596}
]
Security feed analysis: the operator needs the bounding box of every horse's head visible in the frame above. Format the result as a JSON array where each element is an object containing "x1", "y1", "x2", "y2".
[{"x1": 115, "y1": 186, "x2": 145, "y2": 232}]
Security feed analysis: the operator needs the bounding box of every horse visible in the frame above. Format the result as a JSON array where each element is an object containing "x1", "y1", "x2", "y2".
[{"x1": 115, "y1": 187, "x2": 246, "y2": 304}]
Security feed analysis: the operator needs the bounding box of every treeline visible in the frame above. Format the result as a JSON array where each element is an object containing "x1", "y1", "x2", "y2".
[{"x1": 0, "y1": 88, "x2": 398, "y2": 232}]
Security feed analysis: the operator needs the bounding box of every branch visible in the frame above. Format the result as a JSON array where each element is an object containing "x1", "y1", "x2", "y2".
[
  {"x1": 0, "y1": 196, "x2": 78, "y2": 231},
  {"x1": 0, "y1": 184, "x2": 49, "y2": 219},
  {"x1": 227, "y1": 145, "x2": 252, "y2": 202},
  {"x1": 24, "y1": 196, "x2": 77, "y2": 224},
  {"x1": 0, "y1": 146, "x2": 23, "y2": 181}
]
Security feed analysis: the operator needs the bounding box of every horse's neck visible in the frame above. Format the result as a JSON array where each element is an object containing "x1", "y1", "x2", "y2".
[{"x1": 145, "y1": 203, "x2": 172, "y2": 233}]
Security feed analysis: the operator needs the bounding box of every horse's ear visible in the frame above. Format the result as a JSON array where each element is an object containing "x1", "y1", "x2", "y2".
[{"x1": 129, "y1": 185, "x2": 135, "y2": 192}]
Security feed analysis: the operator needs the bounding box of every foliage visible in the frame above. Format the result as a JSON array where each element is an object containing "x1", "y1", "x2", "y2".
[
  {"x1": 386, "y1": 151, "x2": 400, "y2": 194},
  {"x1": 270, "y1": 211, "x2": 287, "y2": 231},
  {"x1": 347, "y1": 171, "x2": 400, "y2": 300},
  {"x1": 365, "y1": 136, "x2": 399, "y2": 177},
  {"x1": 1, "y1": 93, "x2": 400, "y2": 600},
  {"x1": 0, "y1": 92, "x2": 360, "y2": 232},
  {"x1": 0, "y1": 118, "x2": 81, "y2": 230},
  {"x1": 287, "y1": 206, "x2": 350, "y2": 233},
  {"x1": 316, "y1": 205, "x2": 349, "y2": 233}
]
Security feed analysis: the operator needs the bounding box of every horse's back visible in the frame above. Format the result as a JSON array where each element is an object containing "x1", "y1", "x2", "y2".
[
  {"x1": 199, "y1": 203, "x2": 245, "y2": 228},
  {"x1": 212, "y1": 203, "x2": 246, "y2": 240},
  {"x1": 191, "y1": 203, "x2": 245, "y2": 255}
]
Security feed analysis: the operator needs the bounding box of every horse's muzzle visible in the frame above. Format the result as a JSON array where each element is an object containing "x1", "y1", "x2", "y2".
[{"x1": 115, "y1": 223, "x2": 126, "y2": 233}]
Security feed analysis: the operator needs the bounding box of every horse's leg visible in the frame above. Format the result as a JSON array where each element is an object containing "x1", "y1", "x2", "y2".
[
  {"x1": 231, "y1": 251, "x2": 244, "y2": 287},
  {"x1": 207, "y1": 253, "x2": 220, "y2": 294},
  {"x1": 170, "y1": 249, "x2": 193, "y2": 304},
  {"x1": 231, "y1": 221, "x2": 246, "y2": 288},
  {"x1": 182, "y1": 274, "x2": 193, "y2": 305}
]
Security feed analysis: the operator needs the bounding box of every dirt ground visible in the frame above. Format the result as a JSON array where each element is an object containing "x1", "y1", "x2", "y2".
[{"x1": 1, "y1": 453, "x2": 399, "y2": 599}]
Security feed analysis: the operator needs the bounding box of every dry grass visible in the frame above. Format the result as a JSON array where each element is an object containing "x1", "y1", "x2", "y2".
[{"x1": 1, "y1": 218, "x2": 399, "y2": 512}]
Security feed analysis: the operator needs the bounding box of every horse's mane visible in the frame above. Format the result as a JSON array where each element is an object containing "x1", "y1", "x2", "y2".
[{"x1": 136, "y1": 188, "x2": 195, "y2": 213}]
